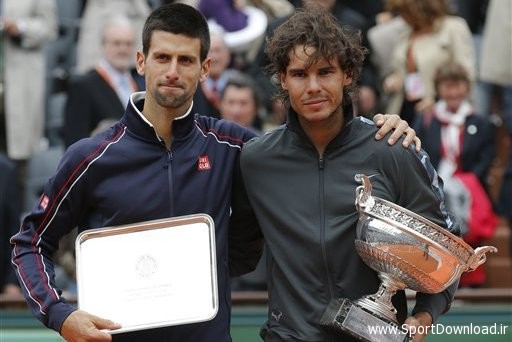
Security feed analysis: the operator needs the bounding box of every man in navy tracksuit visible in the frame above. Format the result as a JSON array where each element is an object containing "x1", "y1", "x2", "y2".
[
  {"x1": 10, "y1": 4, "x2": 417, "y2": 342},
  {"x1": 11, "y1": 5, "x2": 262, "y2": 341}
]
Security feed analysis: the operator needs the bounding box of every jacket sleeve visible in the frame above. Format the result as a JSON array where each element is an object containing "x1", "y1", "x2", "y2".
[
  {"x1": 399, "y1": 149, "x2": 460, "y2": 322},
  {"x1": 413, "y1": 280, "x2": 459, "y2": 322},
  {"x1": 10, "y1": 147, "x2": 91, "y2": 332},
  {"x1": 384, "y1": 143, "x2": 462, "y2": 323},
  {"x1": 228, "y1": 153, "x2": 264, "y2": 277}
]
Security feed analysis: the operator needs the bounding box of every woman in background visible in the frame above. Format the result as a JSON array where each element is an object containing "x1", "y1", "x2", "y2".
[{"x1": 382, "y1": 0, "x2": 475, "y2": 125}]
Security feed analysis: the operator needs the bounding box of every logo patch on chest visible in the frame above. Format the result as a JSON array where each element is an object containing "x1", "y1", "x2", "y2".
[{"x1": 198, "y1": 155, "x2": 211, "y2": 170}]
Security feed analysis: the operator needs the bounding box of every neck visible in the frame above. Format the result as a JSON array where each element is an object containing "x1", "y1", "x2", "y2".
[
  {"x1": 141, "y1": 97, "x2": 192, "y2": 149},
  {"x1": 298, "y1": 108, "x2": 345, "y2": 156}
]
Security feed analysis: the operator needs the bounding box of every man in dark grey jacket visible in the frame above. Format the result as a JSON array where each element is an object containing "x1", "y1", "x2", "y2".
[{"x1": 239, "y1": 6, "x2": 459, "y2": 342}]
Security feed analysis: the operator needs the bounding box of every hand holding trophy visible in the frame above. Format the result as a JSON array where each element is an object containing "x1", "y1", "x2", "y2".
[{"x1": 320, "y1": 174, "x2": 497, "y2": 342}]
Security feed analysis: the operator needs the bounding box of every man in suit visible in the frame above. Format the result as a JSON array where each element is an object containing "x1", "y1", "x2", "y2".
[
  {"x1": 63, "y1": 15, "x2": 145, "y2": 147},
  {"x1": 192, "y1": 31, "x2": 243, "y2": 119}
]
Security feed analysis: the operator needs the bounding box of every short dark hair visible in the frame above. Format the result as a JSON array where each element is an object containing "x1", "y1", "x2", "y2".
[
  {"x1": 221, "y1": 73, "x2": 262, "y2": 111},
  {"x1": 265, "y1": 6, "x2": 366, "y2": 107},
  {"x1": 142, "y1": 3, "x2": 210, "y2": 61}
]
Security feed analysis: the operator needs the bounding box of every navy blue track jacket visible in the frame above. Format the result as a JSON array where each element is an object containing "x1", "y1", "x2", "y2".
[{"x1": 10, "y1": 92, "x2": 262, "y2": 341}]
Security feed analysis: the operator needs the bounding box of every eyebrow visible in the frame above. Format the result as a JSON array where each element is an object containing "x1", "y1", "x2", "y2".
[
  {"x1": 287, "y1": 64, "x2": 336, "y2": 73},
  {"x1": 287, "y1": 67, "x2": 305, "y2": 73},
  {"x1": 153, "y1": 50, "x2": 198, "y2": 60}
]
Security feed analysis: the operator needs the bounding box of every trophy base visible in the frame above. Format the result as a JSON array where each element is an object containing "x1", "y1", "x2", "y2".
[{"x1": 319, "y1": 298, "x2": 410, "y2": 342}]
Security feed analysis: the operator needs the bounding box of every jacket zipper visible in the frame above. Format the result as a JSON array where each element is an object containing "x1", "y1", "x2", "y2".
[
  {"x1": 167, "y1": 149, "x2": 174, "y2": 216},
  {"x1": 319, "y1": 156, "x2": 334, "y2": 300}
]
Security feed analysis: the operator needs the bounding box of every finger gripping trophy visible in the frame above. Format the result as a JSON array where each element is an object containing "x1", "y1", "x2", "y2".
[{"x1": 320, "y1": 174, "x2": 497, "y2": 342}]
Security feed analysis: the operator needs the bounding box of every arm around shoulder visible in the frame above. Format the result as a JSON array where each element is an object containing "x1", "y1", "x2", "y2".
[{"x1": 228, "y1": 154, "x2": 263, "y2": 277}]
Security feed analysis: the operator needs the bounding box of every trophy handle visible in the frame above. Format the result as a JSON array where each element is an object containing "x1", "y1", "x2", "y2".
[
  {"x1": 355, "y1": 174, "x2": 374, "y2": 210},
  {"x1": 466, "y1": 246, "x2": 498, "y2": 271}
]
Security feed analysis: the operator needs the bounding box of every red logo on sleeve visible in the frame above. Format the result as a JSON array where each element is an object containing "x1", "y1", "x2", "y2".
[
  {"x1": 39, "y1": 194, "x2": 50, "y2": 211},
  {"x1": 198, "y1": 155, "x2": 211, "y2": 170}
]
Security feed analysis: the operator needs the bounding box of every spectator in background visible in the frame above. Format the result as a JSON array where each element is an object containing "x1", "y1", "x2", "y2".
[
  {"x1": 246, "y1": 0, "x2": 294, "y2": 22},
  {"x1": 75, "y1": 0, "x2": 151, "y2": 74},
  {"x1": 198, "y1": 0, "x2": 247, "y2": 33},
  {"x1": 193, "y1": 30, "x2": 243, "y2": 118},
  {"x1": 0, "y1": 0, "x2": 58, "y2": 163},
  {"x1": 198, "y1": 0, "x2": 268, "y2": 69},
  {"x1": 382, "y1": 0, "x2": 476, "y2": 125},
  {"x1": 0, "y1": 153, "x2": 22, "y2": 296},
  {"x1": 367, "y1": 14, "x2": 408, "y2": 113},
  {"x1": 63, "y1": 15, "x2": 145, "y2": 147},
  {"x1": 219, "y1": 73, "x2": 265, "y2": 133},
  {"x1": 414, "y1": 61, "x2": 497, "y2": 287},
  {"x1": 476, "y1": 0, "x2": 512, "y2": 119},
  {"x1": 414, "y1": 62, "x2": 496, "y2": 190}
]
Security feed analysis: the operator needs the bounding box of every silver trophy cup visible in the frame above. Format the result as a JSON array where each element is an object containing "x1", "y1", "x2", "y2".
[{"x1": 320, "y1": 174, "x2": 497, "y2": 342}]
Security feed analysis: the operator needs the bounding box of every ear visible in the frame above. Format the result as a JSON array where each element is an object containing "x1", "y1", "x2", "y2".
[
  {"x1": 199, "y1": 57, "x2": 211, "y2": 83},
  {"x1": 279, "y1": 72, "x2": 287, "y2": 90},
  {"x1": 343, "y1": 73, "x2": 353, "y2": 86},
  {"x1": 136, "y1": 51, "x2": 145, "y2": 76}
]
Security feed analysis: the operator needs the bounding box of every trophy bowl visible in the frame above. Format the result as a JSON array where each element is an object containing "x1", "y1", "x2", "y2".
[{"x1": 320, "y1": 174, "x2": 497, "y2": 342}]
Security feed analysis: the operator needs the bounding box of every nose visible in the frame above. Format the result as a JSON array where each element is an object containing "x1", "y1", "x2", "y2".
[
  {"x1": 306, "y1": 75, "x2": 321, "y2": 93},
  {"x1": 165, "y1": 59, "x2": 179, "y2": 80}
]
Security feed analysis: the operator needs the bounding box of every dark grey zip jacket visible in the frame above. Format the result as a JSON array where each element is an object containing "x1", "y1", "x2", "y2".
[{"x1": 240, "y1": 109, "x2": 459, "y2": 341}]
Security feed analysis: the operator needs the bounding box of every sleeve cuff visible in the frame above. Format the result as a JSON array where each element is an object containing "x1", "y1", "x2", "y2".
[
  {"x1": 412, "y1": 280, "x2": 459, "y2": 323},
  {"x1": 47, "y1": 301, "x2": 77, "y2": 333}
]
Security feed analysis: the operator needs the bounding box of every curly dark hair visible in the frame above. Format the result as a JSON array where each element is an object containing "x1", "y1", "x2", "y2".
[{"x1": 264, "y1": 6, "x2": 367, "y2": 108}]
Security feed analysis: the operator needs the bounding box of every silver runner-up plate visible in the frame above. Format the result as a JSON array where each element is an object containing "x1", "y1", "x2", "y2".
[{"x1": 75, "y1": 214, "x2": 218, "y2": 334}]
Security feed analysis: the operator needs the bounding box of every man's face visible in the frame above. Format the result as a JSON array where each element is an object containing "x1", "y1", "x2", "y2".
[
  {"x1": 208, "y1": 35, "x2": 231, "y2": 80},
  {"x1": 102, "y1": 24, "x2": 136, "y2": 72},
  {"x1": 437, "y1": 79, "x2": 470, "y2": 113},
  {"x1": 220, "y1": 85, "x2": 257, "y2": 127},
  {"x1": 136, "y1": 31, "x2": 210, "y2": 111},
  {"x1": 280, "y1": 45, "x2": 351, "y2": 123}
]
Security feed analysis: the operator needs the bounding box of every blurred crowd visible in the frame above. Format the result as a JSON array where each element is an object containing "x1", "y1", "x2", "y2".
[{"x1": 1, "y1": 0, "x2": 510, "y2": 296}]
